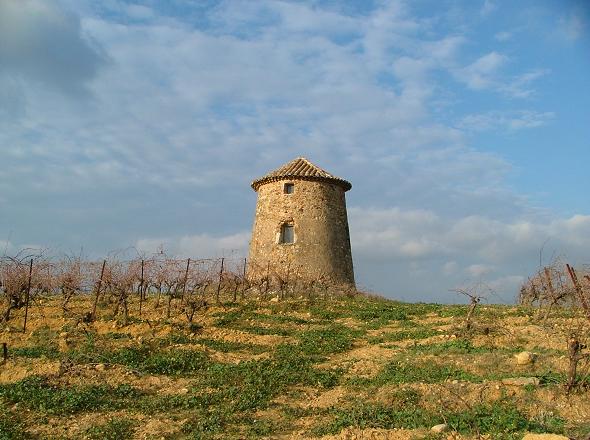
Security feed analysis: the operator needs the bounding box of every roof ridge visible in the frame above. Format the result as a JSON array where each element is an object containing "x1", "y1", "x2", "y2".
[{"x1": 251, "y1": 157, "x2": 351, "y2": 191}]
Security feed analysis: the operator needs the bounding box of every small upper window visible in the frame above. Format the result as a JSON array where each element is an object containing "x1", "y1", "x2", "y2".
[
  {"x1": 280, "y1": 224, "x2": 294, "y2": 244},
  {"x1": 284, "y1": 183, "x2": 294, "y2": 194}
]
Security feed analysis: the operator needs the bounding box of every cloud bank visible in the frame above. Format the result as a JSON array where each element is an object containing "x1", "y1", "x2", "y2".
[{"x1": 1, "y1": 0, "x2": 588, "y2": 303}]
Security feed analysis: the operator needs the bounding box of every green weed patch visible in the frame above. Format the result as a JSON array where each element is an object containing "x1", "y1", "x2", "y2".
[
  {"x1": 196, "y1": 338, "x2": 267, "y2": 354},
  {"x1": 0, "y1": 403, "x2": 35, "y2": 440},
  {"x1": 203, "y1": 345, "x2": 340, "y2": 411},
  {"x1": 0, "y1": 376, "x2": 142, "y2": 415},
  {"x1": 65, "y1": 345, "x2": 210, "y2": 375},
  {"x1": 84, "y1": 418, "x2": 136, "y2": 440},
  {"x1": 410, "y1": 339, "x2": 501, "y2": 354},
  {"x1": 311, "y1": 401, "x2": 437, "y2": 436},
  {"x1": 12, "y1": 345, "x2": 60, "y2": 359},
  {"x1": 298, "y1": 324, "x2": 363, "y2": 357},
  {"x1": 109, "y1": 347, "x2": 210, "y2": 375},
  {"x1": 350, "y1": 359, "x2": 482, "y2": 386},
  {"x1": 348, "y1": 299, "x2": 409, "y2": 325},
  {"x1": 312, "y1": 399, "x2": 566, "y2": 437},
  {"x1": 368, "y1": 328, "x2": 438, "y2": 344},
  {"x1": 213, "y1": 307, "x2": 294, "y2": 336}
]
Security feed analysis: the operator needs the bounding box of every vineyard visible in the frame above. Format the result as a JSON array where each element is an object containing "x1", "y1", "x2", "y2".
[
  {"x1": 519, "y1": 260, "x2": 590, "y2": 313},
  {"x1": 0, "y1": 251, "x2": 355, "y2": 332},
  {"x1": 0, "y1": 253, "x2": 589, "y2": 439}
]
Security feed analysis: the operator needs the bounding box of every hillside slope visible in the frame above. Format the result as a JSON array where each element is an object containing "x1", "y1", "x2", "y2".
[{"x1": 0, "y1": 294, "x2": 589, "y2": 439}]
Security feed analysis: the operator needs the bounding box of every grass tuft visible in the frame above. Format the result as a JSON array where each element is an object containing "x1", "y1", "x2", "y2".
[
  {"x1": 0, "y1": 404, "x2": 35, "y2": 440},
  {"x1": 298, "y1": 324, "x2": 363, "y2": 358},
  {"x1": 312, "y1": 398, "x2": 566, "y2": 437},
  {"x1": 84, "y1": 418, "x2": 136, "y2": 440},
  {"x1": 0, "y1": 376, "x2": 142, "y2": 415},
  {"x1": 350, "y1": 359, "x2": 482, "y2": 386}
]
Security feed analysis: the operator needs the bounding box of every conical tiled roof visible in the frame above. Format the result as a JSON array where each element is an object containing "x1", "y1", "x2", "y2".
[{"x1": 251, "y1": 157, "x2": 352, "y2": 191}]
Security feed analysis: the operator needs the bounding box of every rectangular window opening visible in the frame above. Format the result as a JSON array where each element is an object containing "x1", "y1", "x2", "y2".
[
  {"x1": 284, "y1": 183, "x2": 294, "y2": 194},
  {"x1": 280, "y1": 224, "x2": 294, "y2": 244}
]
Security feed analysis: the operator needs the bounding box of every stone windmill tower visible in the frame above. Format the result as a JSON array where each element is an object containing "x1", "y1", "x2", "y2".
[{"x1": 247, "y1": 157, "x2": 355, "y2": 286}]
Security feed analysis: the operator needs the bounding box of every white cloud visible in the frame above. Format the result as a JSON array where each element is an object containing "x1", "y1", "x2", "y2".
[
  {"x1": 136, "y1": 232, "x2": 250, "y2": 259},
  {"x1": 466, "y1": 264, "x2": 495, "y2": 277},
  {"x1": 349, "y1": 206, "x2": 589, "y2": 299},
  {"x1": 349, "y1": 207, "x2": 443, "y2": 260},
  {"x1": 0, "y1": 0, "x2": 476, "y2": 195},
  {"x1": 480, "y1": 0, "x2": 496, "y2": 17},
  {"x1": 442, "y1": 261, "x2": 458, "y2": 276},
  {"x1": 501, "y1": 68, "x2": 549, "y2": 98},
  {"x1": 0, "y1": 0, "x2": 105, "y2": 96},
  {"x1": 125, "y1": 4, "x2": 155, "y2": 21},
  {"x1": 486, "y1": 275, "x2": 526, "y2": 300},
  {"x1": 455, "y1": 55, "x2": 547, "y2": 99},
  {"x1": 494, "y1": 31, "x2": 512, "y2": 42},
  {"x1": 0, "y1": 242, "x2": 45, "y2": 258},
  {"x1": 458, "y1": 110, "x2": 555, "y2": 131},
  {"x1": 1, "y1": 0, "x2": 581, "y2": 303},
  {"x1": 559, "y1": 13, "x2": 585, "y2": 41},
  {"x1": 0, "y1": 240, "x2": 14, "y2": 256},
  {"x1": 507, "y1": 111, "x2": 554, "y2": 129},
  {"x1": 457, "y1": 52, "x2": 507, "y2": 89}
]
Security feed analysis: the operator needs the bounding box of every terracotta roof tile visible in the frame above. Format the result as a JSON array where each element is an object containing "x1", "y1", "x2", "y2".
[{"x1": 251, "y1": 157, "x2": 352, "y2": 191}]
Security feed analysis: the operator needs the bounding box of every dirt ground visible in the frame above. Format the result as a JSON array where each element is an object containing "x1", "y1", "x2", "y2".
[{"x1": 0, "y1": 294, "x2": 589, "y2": 439}]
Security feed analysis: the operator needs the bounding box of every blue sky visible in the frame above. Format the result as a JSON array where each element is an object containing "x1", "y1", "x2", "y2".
[{"x1": 1, "y1": 0, "x2": 588, "y2": 302}]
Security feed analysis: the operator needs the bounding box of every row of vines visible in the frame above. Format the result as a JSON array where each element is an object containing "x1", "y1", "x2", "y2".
[
  {"x1": 0, "y1": 250, "x2": 349, "y2": 330},
  {"x1": 519, "y1": 259, "x2": 590, "y2": 318},
  {"x1": 519, "y1": 260, "x2": 590, "y2": 392}
]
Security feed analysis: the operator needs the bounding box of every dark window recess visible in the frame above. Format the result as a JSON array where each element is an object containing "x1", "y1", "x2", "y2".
[
  {"x1": 284, "y1": 183, "x2": 294, "y2": 194},
  {"x1": 280, "y1": 224, "x2": 294, "y2": 244}
]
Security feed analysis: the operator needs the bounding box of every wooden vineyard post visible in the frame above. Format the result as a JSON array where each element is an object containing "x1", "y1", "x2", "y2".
[
  {"x1": 91, "y1": 260, "x2": 107, "y2": 320},
  {"x1": 241, "y1": 258, "x2": 247, "y2": 301},
  {"x1": 544, "y1": 267, "x2": 555, "y2": 297},
  {"x1": 2, "y1": 343, "x2": 7, "y2": 363},
  {"x1": 23, "y1": 259, "x2": 33, "y2": 332},
  {"x1": 566, "y1": 264, "x2": 590, "y2": 323},
  {"x1": 566, "y1": 336, "x2": 584, "y2": 392},
  {"x1": 181, "y1": 258, "x2": 190, "y2": 304},
  {"x1": 232, "y1": 271, "x2": 238, "y2": 303},
  {"x1": 264, "y1": 261, "x2": 270, "y2": 298},
  {"x1": 216, "y1": 258, "x2": 224, "y2": 304},
  {"x1": 542, "y1": 267, "x2": 557, "y2": 321},
  {"x1": 139, "y1": 259, "x2": 144, "y2": 317},
  {"x1": 285, "y1": 263, "x2": 290, "y2": 299}
]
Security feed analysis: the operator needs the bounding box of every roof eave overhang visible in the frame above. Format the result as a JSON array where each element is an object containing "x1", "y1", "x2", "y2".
[{"x1": 251, "y1": 175, "x2": 352, "y2": 192}]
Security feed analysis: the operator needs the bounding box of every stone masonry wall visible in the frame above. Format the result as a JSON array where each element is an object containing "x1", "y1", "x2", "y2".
[{"x1": 247, "y1": 178, "x2": 355, "y2": 286}]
